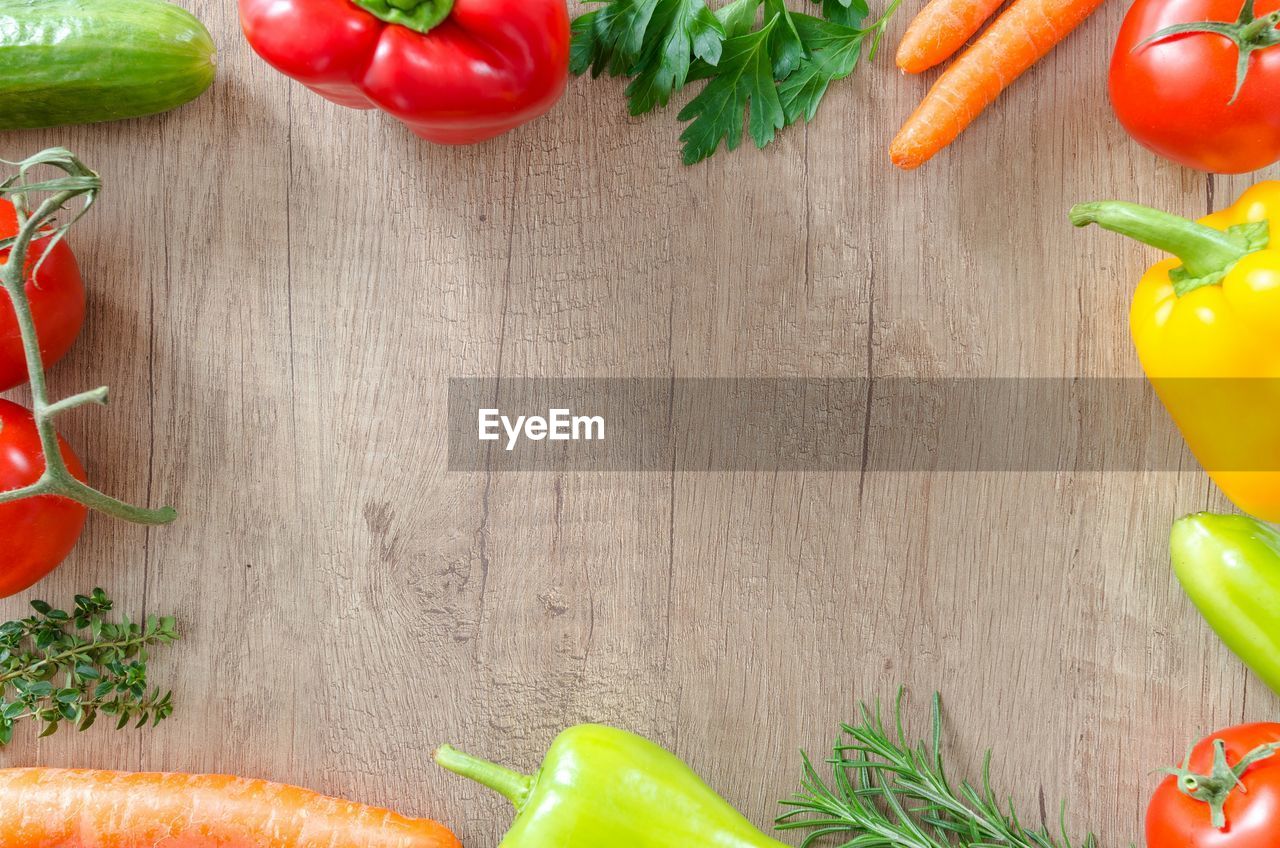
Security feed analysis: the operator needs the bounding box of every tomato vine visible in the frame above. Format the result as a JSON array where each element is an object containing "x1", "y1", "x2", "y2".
[{"x1": 0, "y1": 148, "x2": 175, "y2": 525}]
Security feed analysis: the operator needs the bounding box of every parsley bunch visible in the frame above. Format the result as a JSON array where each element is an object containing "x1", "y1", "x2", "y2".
[
  {"x1": 0, "y1": 589, "x2": 178, "y2": 745},
  {"x1": 571, "y1": 0, "x2": 899, "y2": 164}
]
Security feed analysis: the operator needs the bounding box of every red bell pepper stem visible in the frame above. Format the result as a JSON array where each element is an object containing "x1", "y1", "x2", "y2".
[{"x1": 350, "y1": 0, "x2": 453, "y2": 33}]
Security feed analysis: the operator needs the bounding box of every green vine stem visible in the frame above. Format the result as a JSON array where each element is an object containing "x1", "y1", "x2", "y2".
[{"x1": 0, "y1": 149, "x2": 175, "y2": 525}]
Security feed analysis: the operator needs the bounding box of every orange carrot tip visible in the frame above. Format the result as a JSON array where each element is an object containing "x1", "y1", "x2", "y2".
[
  {"x1": 890, "y1": 0, "x2": 1108, "y2": 167},
  {"x1": 896, "y1": 0, "x2": 1007, "y2": 73}
]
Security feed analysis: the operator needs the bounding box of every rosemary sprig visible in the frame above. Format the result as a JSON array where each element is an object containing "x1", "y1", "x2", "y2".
[
  {"x1": 778, "y1": 691, "x2": 1102, "y2": 848},
  {"x1": 0, "y1": 589, "x2": 178, "y2": 745}
]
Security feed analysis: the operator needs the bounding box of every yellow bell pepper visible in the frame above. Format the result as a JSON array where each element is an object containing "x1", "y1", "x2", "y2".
[{"x1": 1072, "y1": 183, "x2": 1280, "y2": 521}]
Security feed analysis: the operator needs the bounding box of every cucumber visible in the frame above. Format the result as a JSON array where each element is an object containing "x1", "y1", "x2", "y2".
[{"x1": 0, "y1": 0, "x2": 216, "y2": 130}]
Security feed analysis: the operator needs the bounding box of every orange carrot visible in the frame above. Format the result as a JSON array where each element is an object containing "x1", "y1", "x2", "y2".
[
  {"x1": 889, "y1": 0, "x2": 1106, "y2": 169},
  {"x1": 0, "y1": 768, "x2": 462, "y2": 848},
  {"x1": 895, "y1": 0, "x2": 1007, "y2": 72}
]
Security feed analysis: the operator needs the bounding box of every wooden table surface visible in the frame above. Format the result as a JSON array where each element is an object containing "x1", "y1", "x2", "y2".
[{"x1": 2, "y1": 0, "x2": 1277, "y2": 844}]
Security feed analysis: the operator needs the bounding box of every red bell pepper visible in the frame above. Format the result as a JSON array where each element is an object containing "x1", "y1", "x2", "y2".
[{"x1": 238, "y1": 0, "x2": 570, "y2": 144}]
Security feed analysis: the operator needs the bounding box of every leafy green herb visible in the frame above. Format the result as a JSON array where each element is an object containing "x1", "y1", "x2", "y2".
[
  {"x1": 778, "y1": 691, "x2": 1102, "y2": 848},
  {"x1": 571, "y1": 0, "x2": 726, "y2": 115},
  {"x1": 814, "y1": 0, "x2": 871, "y2": 26},
  {"x1": 678, "y1": 16, "x2": 785, "y2": 163},
  {"x1": 0, "y1": 589, "x2": 178, "y2": 745},
  {"x1": 570, "y1": 0, "x2": 898, "y2": 164},
  {"x1": 780, "y1": 8, "x2": 895, "y2": 125}
]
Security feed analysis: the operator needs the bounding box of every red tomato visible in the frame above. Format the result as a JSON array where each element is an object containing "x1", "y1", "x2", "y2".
[
  {"x1": 1110, "y1": 0, "x2": 1280, "y2": 173},
  {"x1": 1148, "y1": 723, "x2": 1280, "y2": 848},
  {"x1": 0, "y1": 399, "x2": 88, "y2": 598},
  {"x1": 0, "y1": 199, "x2": 86, "y2": 392}
]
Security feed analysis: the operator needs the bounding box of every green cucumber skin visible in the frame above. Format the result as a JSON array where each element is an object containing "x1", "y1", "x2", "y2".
[{"x1": 0, "y1": 0, "x2": 216, "y2": 130}]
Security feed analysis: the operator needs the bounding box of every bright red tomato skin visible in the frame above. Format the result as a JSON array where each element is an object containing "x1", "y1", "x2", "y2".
[
  {"x1": 0, "y1": 399, "x2": 88, "y2": 599},
  {"x1": 1110, "y1": 0, "x2": 1280, "y2": 173},
  {"x1": 0, "y1": 200, "x2": 87, "y2": 392},
  {"x1": 1147, "y1": 723, "x2": 1280, "y2": 848}
]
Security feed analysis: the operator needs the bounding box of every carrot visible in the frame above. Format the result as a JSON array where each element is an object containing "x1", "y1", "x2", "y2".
[
  {"x1": 889, "y1": 0, "x2": 1107, "y2": 169},
  {"x1": 895, "y1": 0, "x2": 1007, "y2": 72},
  {"x1": 0, "y1": 768, "x2": 463, "y2": 848}
]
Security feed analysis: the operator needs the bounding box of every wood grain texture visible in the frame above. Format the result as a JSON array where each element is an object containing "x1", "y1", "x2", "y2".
[{"x1": 2, "y1": 0, "x2": 1277, "y2": 844}]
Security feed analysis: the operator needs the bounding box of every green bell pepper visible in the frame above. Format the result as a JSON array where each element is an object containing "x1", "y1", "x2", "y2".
[
  {"x1": 436, "y1": 724, "x2": 790, "y2": 848},
  {"x1": 1170, "y1": 512, "x2": 1280, "y2": 696}
]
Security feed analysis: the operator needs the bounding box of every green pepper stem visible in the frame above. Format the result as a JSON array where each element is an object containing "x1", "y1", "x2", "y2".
[
  {"x1": 435, "y1": 745, "x2": 535, "y2": 809},
  {"x1": 349, "y1": 0, "x2": 454, "y2": 33},
  {"x1": 1070, "y1": 201, "x2": 1248, "y2": 279}
]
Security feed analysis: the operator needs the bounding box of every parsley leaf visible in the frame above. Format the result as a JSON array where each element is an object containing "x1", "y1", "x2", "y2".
[
  {"x1": 630, "y1": 1, "x2": 726, "y2": 113},
  {"x1": 779, "y1": 5, "x2": 896, "y2": 125},
  {"x1": 570, "y1": 0, "x2": 899, "y2": 164},
  {"x1": 570, "y1": 0, "x2": 659, "y2": 78},
  {"x1": 716, "y1": 0, "x2": 765, "y2": 36},
  {"x1": 764, "y1": 0, "x2": 806, "y2": 78},
  {"x1": 678, "y1": 14, "x2": 786, "y2": 164},
  {"x1": 810, "y1": 0, "x2": 870, "y2": 27},
  {"x1": 572, "y1": 0, "x2": 726, "y2": 114}
]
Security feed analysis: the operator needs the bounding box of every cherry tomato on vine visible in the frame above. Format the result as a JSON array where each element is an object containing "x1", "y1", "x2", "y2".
[
  {"x1": 1110, "y1": 0, "x2": 1280, "y2": 173},
  {"x1": 0, "y1": 199, "x2": 86, "y2": 392},
  {"x1": 0, "y1": 399, "x2": 88, "y2": 598},
  {"x1": 1148, "y1": 722, "x2": 1280, "y2": 848}
]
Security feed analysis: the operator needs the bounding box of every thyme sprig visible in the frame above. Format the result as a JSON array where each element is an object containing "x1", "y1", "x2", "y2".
[
  {"x1": 778, "y1": 692, "x2": 1102, "y2": 848},
  {"x1": 0, "y1": 589, "x2": 178, "y2": 745}
]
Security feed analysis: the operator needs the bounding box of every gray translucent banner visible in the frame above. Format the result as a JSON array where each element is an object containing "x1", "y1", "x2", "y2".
[{"x1": 447, "y1": 378, "x2": 1280, "y2": 472}]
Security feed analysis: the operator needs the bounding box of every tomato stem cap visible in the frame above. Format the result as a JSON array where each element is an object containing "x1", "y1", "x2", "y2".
[
  {"x1": 1164, "y1": 738, "x2": 1280, "y2": 830},
  {"x1": 1135, "y1": 0, "x2": 1280, "y2": 103}
]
